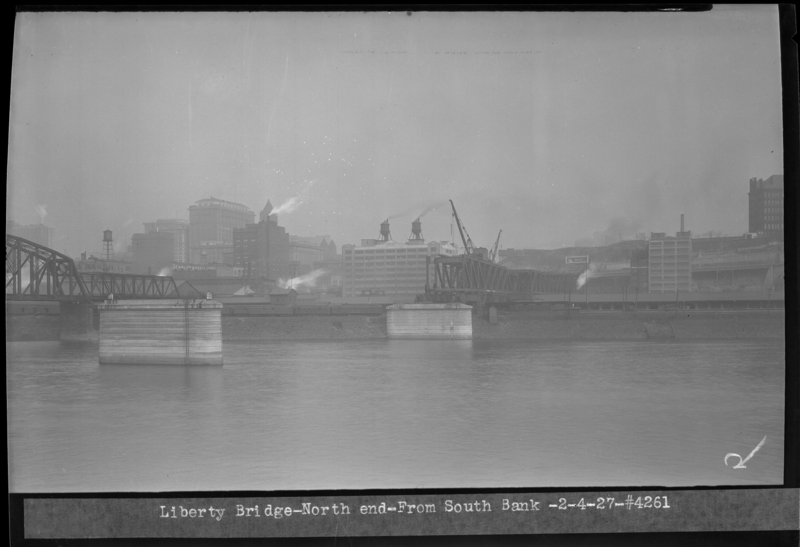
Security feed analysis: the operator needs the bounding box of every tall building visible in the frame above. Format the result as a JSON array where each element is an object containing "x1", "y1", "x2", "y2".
[
  {"x1": 288, "y1": 241, "x2": 325, "y2": 277},
  {"x1": 188, "y1": 197, "x2": 254, "y2": 264},
  {"x1": 232, "y1": 201, "x2": 291, "y2": 284},
  {"x1": 143, "y1": 219, "x2": 190, "y2": 263},
  {"x1": 323, "y1": 238, "x2": 337, "y2": 260},
  {"x1": 131, "y1": 232, "x2": 174, "y2": 275},
  {"x1": 749, "y1": 175, "x2": 784, "y2": 239},
  {"x1": 7, "y1": 221, "x2": 54, "y2": 248},
  {"x1": 342, "y1": 219, "x2": 458, "y2": 297},
  {"x1": 648, "y1": 231, "x2": 692, "y2": 293}
]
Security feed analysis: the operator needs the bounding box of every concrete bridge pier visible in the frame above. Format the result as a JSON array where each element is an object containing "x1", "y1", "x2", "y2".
[
  {"x1": 59, "y1": 301, "x2": 98, "y2": 342},
  {"x1": 97, "y1": 299, "x2": 223, "y2": 365}
]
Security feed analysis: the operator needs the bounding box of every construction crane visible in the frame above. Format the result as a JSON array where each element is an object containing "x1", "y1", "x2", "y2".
[
  {"x1": 489, "y1": 229, "x2": 502, "y2": 262},
  {"x1": 449, "y1": 199, "x2": 475, "y2": 255}
]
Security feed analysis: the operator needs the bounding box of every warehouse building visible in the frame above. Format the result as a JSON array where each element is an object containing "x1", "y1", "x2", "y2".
[
  {"x1": 648, "y1": 231, "x2": 692, "y2": 293},
  {"x1": 342, "y1": 219, "x2": 458, "y2": 297}
]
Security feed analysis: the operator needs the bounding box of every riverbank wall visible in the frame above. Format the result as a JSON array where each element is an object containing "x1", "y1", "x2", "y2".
[
  {"x1": 221, "y1": 310, "x2": 784, "y2": 341},
  {"x1": 7, "y1": 310, "x2": 785, "y2": 342},
  {"x1": 473, "y1": 310, "x2": 785, "y2": 341}
]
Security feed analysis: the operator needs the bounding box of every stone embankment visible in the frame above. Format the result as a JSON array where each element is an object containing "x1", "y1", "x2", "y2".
[
  {"x1": 7, "y1": 310, "x2": 785, "y2": 342},
  {"x1": 472, "y1": 311, "x2": 785, "y2": 341},
  {"x1": 222, "y1": 315, "x2": 388, "y2": 341}
]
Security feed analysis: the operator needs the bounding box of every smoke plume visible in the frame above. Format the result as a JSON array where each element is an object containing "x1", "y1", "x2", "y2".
[
  {"x1": 277, "y1": 268, "x2": 327, "y2": 290},
  {"x1": 574, "y1": 218, "x2": 644, "y2": 247},
  {"x1": 271, "y1": 180, "x2": 317, "y2": 216},
  {"x1": 418, "y1": 201, "x2": 448, "y2": 219},
  {"x1": 271, "y1": 196, "x2": 303, "y2": 215},
  {"x1": 576, "y1": 263, "x2": 599, "y2": 290},
  {"x1": 35, "y1": 204, "x2": 47, "y2": 224}
]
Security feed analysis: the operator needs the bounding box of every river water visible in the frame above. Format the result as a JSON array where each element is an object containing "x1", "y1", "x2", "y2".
[{"x1": 7, "y1": 339, "x2": 784, "y2": 493}]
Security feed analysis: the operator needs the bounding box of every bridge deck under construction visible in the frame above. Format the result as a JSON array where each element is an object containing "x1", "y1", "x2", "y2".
[{"x1": 426, "y1": 254, "x2": 578, "y2": 303}]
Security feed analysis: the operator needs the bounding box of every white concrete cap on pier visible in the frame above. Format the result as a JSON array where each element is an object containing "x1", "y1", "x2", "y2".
[
  {"x1": 97, "y1": 299, "x2": 223, "y2": 365},
  {"x1": 386, "y1": 303, "x2": 473, "y2": 339}
]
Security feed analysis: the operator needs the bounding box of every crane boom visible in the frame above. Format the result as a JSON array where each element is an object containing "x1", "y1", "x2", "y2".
[
  {"x1": 449, "y1": 199, "x2": 474, "y2": 254},
  {"x1": 489, "y1": 229, "x2": 502, "y2": 262}
]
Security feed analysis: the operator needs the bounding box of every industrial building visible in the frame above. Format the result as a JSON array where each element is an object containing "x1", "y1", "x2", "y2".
[
  {"x1": 342, "y1": 219, "x2": 458, "y2": 297},
  {"x1": 143, "y1": 218, "x2": 190, "y2": 263},
  {"x1": 648, "y1": 230, "x2": 692, "y2": 293},
  {"x1": 188, "y1": 197, "x2": 255, "y2": 264},
  {"x1": 748, "y1": 174, "x2": 783, "y2": 240},
  {"x1": 232, "y1": 200, "x2": 291, "y2": 285}
]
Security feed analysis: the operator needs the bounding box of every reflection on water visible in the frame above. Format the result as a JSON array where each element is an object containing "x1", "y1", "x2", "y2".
[{"x1": 7, "y1": 339, "x2": 785, "y2": 492}]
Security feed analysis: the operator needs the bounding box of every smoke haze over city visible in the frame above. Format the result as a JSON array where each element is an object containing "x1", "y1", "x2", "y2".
[{"x1": 7, "y1": 7, "x2": 783, "y2": 256}]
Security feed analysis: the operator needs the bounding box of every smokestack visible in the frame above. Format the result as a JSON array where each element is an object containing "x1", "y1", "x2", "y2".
[
  {"x1": 680, "y1": 214, "x2": 684, "y2": 233},
  {"x1": 379, "y1": 219, "x2": 391, "y2": 241}
]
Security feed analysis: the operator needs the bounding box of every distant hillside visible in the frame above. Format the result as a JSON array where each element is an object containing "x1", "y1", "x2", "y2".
[
  {"x1": 498, "y1": 240, "x2": 648, "y2": 272},
  {"x1": 498, "y1": 236, "x2": 780, "y2": 272}
]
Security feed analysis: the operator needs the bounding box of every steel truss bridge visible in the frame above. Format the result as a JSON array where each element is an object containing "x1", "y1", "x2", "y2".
[
  {"x1": 6, "y1": 234, "x2": 179, "y2": 302},
  {"x1": 426, "y1": 254, "x2": 578, "y2": 304}
]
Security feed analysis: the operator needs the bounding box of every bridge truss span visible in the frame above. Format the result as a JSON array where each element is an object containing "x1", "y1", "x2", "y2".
[
  {"x1": 6, "y1": 234, "x2": 91, "y2": 302},
  {"x1": 427, "y1": 253, "x2": 579, "y2": 304},
  {"x1": 81, "y1": 272, "x2": 179, "y2": 300},
  {"x1": 7, "y1": 234, "x2": 181, "y2": 302}
]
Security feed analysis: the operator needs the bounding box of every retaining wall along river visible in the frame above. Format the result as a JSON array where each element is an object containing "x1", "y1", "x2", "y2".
[{"x1": 7, "y1": 309, "x2": 785, "y2": 342}]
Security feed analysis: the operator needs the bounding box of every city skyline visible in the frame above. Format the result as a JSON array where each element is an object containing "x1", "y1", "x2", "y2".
[{"x1": 8, "y1": 8, "x2": 784, "y2": 257}]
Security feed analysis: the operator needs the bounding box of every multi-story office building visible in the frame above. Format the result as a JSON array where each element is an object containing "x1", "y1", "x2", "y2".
[
  {"x1": 748, "y1": 175, "x2": 784, "y2": 239},
  {"x1": 188, "y1": 197, "x2": 254, "y2": 264},
  {"x1": 648, "y1": 231, "x2": 692, "y2": 293},
  {"x1": 143, "y1": 218, "x2": 190, "y2": 263},
  {"x1": 342, "y1": 219, "x2": 458, "y2": 297},
  {"x1": 131, "y1": 231, "x2": 174, "y2": 275},
  {"x1": 232, "y1": 201, "x2": 291, "y2": 284},
  {"x1": 288, "y1": 240, "x2": 326, "y2": 277},
  {"x1": 7, "y1": 221, "x2": 54, "y2": 248}
]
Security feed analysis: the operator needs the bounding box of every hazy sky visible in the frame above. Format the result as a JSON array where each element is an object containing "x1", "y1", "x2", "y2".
[{"x1": 8, "y1": 7, "x2": 783, "y2": 256}]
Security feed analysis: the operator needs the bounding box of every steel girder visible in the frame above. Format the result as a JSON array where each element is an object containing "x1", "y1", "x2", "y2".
[
  {"x1": 80, "y1": 272, "x2": 179, "y2": 299},
  {"x1": 429, "y1": 254, "x2": 579, "y2": 302},
  {"x1": 511, "y1": 269, "x2": 579, "y2": 295},
  {"x1": 5, "y1": 234, "x2": 92, "y2": 302}
]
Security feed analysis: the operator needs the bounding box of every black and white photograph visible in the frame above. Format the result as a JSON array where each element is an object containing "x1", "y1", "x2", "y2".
[{"x1": 7, "y1": 6, "x2": 787, "y2": 500}]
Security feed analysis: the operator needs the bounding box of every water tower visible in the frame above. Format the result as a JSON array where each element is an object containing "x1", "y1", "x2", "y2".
[
  {"x1": 379, "y1": 219, "x2": 391, "y2": 242},
  {"x1": 409, "y1": 218, "x2": 424, "y2": 243},
  {"x1": 103, "y1": 229, "x2": 113, "y2": 260}
]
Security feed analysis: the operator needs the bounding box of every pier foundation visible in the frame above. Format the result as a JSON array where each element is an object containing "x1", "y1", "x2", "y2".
[
  {"x1": 97, "y1": 299, "x2": 223, "y2": 365},
  {"x1": 386, "y1": 303, "x2": 472, "y2": 339}
]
